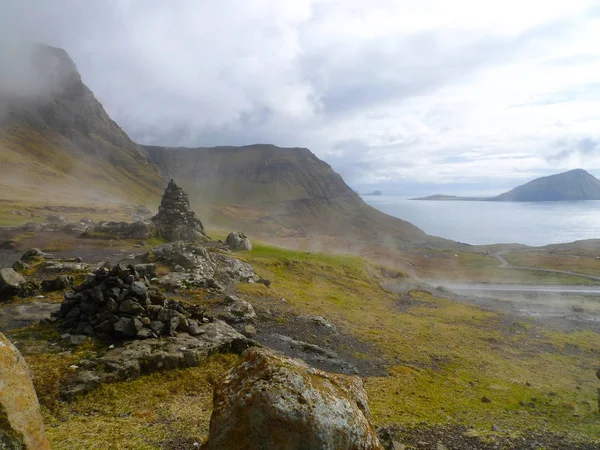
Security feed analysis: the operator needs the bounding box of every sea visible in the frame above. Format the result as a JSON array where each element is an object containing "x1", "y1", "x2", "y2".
[{"x1": 362, "y1": 196, "x2": 600, "y2": 246}]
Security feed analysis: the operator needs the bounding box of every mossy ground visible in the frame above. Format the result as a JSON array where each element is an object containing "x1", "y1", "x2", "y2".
[{"x1": 5, "y1": 241, "x2": 600, "y2": 449}]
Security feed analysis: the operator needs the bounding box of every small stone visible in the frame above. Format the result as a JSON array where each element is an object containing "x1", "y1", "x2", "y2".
[
  {"x1": 491, "y1": 424, "x2": 503, "y2": 432},
  {"x1": 241, "y1": 324, "x2": 257, "y2": 338},
  {"x1": 119, "y1": 299, "x2": 145, "y2": 315},
  {"x1": 150, "y1": 321, "x2": 165, "y2": 336},
  {"x1": 106, "y1": 298, "x2": 119, "y2": 313},
  {"x1": 481, "y1": 396, "x2": 492, "y2": 403},
  {"x1": 136, "y1": 328, "x2": 154, "y2": 339},
  {"x1": 188, "y1": 320, "x2": 204, "y2": 336}
]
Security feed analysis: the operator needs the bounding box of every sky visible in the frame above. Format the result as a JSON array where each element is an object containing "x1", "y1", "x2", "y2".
[{"x1": 2, "y1": 0, "x2": 600, "y2": 196}]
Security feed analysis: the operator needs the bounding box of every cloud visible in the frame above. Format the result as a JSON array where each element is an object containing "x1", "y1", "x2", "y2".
[{"x1": 1, "y1": 0, "x2": 600, "y2": 193}]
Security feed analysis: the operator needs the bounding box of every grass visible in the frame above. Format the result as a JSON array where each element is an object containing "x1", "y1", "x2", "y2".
[
  {"x1": 6, "y1": 241, "x2": 600, "y2": 448},
  {"x1": 504, "y1": 251, "x2": 600, "y2": 277},
  {"x1": 235, "y1": 243, "x2": 600, "y2": 437},
  {"x1": 406, "y1": 249, "x2": 600, "y2": 285}
]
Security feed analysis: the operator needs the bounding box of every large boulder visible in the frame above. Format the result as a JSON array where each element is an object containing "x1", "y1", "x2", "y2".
[
  {"x1": 152, "y1": 180, "x2": 206, "y2": 242},
  {"x1": 0, "y1": 269, "x2": 25, "y2": 300},
  {"x1": 0, "y1": 333, "x2": 50, "y2": 449},
  {"x1": 202, "y1": 347, "x2": 384, "y2": 450},
  {"x1": 226, "y1": 232, "x2": 252, "y2": 251}
]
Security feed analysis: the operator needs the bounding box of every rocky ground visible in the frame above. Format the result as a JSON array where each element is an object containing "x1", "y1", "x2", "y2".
[{"x1": 1, "y1": 188, "x2": 600, "y2": 449}]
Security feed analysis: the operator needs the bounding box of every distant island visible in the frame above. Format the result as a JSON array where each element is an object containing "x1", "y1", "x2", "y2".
[
  {"x1": 412, "y1": 169, "x2": 600, "y2": 202},
  {"x1": 363, "y1": 190, "x2": 382, "y2": 196}
]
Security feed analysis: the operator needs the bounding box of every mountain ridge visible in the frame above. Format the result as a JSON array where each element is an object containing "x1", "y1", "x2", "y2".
[
  {"x1": 0, "y1": 44, "x2": 163, "y2": 208},
  {"x1": 144, "y1": 144, "x2": 434, "y2": 246}
]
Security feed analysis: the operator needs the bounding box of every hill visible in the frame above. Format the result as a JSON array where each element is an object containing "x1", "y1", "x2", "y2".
[
  {"x1": 144, "y1": 144, "x2": 434, "y2": 247},
  {"x1": 0, "y1": 44, "x2": 163, "y2": 214},
  {"x1": 413, "y1": 169, "x2": 600, "y2": 202},
  {"x1": 491, "y1": 169, "x2": 600, "y2": 201}
]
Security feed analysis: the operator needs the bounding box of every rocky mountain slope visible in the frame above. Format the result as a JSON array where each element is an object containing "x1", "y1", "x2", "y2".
[
  {"x1": 145, "y1": 144, "x2": 431, "y2": 247},
  {"x1": 492, "y1": 169, "x2": 600, "y2": 201},
  {"x1": 0, "y1": 44, "x2": 163, "y2": 209}
]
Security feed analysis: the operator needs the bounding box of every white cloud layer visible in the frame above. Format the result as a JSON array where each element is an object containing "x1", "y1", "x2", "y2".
[{"x1": 1, "y1": 0, "x2": 600, "y2": 193}]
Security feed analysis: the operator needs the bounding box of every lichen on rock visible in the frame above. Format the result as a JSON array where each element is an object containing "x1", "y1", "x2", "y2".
[
  {"x1": 0, "y1": 333, "x2": 50, "y2": 450},
  {"x1": 202, "y1": 347, "x2": 384, "y2": 450}
]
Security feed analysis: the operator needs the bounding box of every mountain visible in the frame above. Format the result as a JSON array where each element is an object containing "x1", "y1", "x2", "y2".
[
  {"x1": 0, "y1": 44, "x2": 163, "y2": 209},
  {"x1": 144, "y1": 144, "x2": 431, "y2": 246},
  {"x1": 413, "y1": 169, "x2": 600, "y2": 202},
  {"x1": 491, "y1": 169, "x2": 600, "y2": 201}
]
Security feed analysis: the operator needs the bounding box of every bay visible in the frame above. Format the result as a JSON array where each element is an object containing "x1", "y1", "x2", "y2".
[{"x1": 362, "y1": 196, "x2": 600, "y2": 246}]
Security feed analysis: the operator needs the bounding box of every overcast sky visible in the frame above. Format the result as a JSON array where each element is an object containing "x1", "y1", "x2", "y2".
[{"x1": 2, "y1": 0, "x2": 600, "y2": 195}]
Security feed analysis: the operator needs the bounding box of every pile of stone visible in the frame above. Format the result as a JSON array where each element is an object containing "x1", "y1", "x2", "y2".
[
  {"x1": 53, "y1": 262, "x2": 208, "y2": 340},
  {"x1": 152, "y1": 179, "x2": 206, "y2": 242},
  {"x1": 87, "y1": 180, "x2": 206, "y2": 243}
]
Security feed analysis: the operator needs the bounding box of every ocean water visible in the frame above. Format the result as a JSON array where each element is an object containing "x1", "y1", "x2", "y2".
[{"x1": 362, "y1": 196, "x2": 600, "y2": 246}]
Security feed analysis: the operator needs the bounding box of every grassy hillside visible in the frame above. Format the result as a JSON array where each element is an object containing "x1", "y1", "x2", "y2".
[
  {"x1": 144, "y1": 144, "x2": 441, "y2": 248},
  {"x1": 7, "y1": 241, "x2": 599, "y2": 448},
  {"x1": 0, "y1": 44, "x2": 163, "y2": 215}
]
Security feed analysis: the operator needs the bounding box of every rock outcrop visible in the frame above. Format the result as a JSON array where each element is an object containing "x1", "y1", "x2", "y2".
[
  {"x1": 63, "y1": 320, "x2": 253, "y2": 398},
  {"x1": 152, "y1": 180, "x2": 206, "y2": 242},
  {"x1": 0, "y1": 333, "x2": 50, "y2": 449},
  {"x1": 226, "y1": 232, "x2": 252, "y2": 251},
  {"x1": 202, "y1": 347, "x2": 384, "y2": 450},
  {"x1": 147, "y1": 242, "x2": 258, "y2": 290},
  {"x1": 0, "y1": 268, "x2": 25, "y2": 300}
]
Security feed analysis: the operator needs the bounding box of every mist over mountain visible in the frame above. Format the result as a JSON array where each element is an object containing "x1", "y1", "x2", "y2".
[
  {"x1": 0, "y1": 43, "x2": 163, "y2": 207},
  {"x1": 144, "y1": 144, "x2": 429, "y2": 245}
]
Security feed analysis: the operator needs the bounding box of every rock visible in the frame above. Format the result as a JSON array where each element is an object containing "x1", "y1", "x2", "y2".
[
  {"x1": 212, "y1": 253, "x2": 258, "y2": 284},
  {"x1": 45, "y1": 214, "x2": 69, "y2": 225},
  {"x1": 225, "y1": 232, "x2": 252, "y2": 251},
  {"x1": 0, "y1": 332, "x2": 50, "y2": 449},
  {"x1": 61, "y1": 334, "x2": 88, "y2": 346},
  {"x1": 62, "y1": 222, "x2": 89, "y2": 234},
  {"x1": 215, "y1": 295, "x2": 257, "y2": 324},
  {"x1": 41, "y1": 275, "x2": 75, "y2": 292},
  {"x1": 152, "y1": 180, "x2": 206, "y2": 242},
  {"x1": 301, "y1": 315, "x2": 337, "y2": 333},
  {"x1": 42, "y1": 261, "x2": 89, "y2": 274},
  {"x1": 491, "y1": 423, "x2": 503, "y2": 432},
  {"x1": 20, "y1": 248, "x2": 52, "y2": 263},
  {"x1": 119, "y1": 299, "x2": 145, "y2": 316},
  {"x1": 11, "y1": 260, "x2": 29, "y2": 273},
  {"x1": 133, "y1": 263, "x2": 157, "y2": 279},
  {"x1": 63, "y1": 321, "x2": 253, "y2": 397},
  {"x1": 481, "y1": 396, "x2": 492, "y2": 403},
  {"x1": 0, "y1": 268, "x2": 25, "y2": 300},
  {"x1": 202, "y1": 347, "x2": 383, "y2": 450},
  {"x1": 114, "y1": 317, "x2": 143, "y2": 337},
  {"x1": 241, "y1": 324, "x2": 257, "y2": 338}
]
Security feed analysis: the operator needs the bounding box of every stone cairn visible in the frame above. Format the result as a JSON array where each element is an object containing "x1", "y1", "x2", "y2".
[
  {"x1": 152, "y1": 179, "x2": 206, "y2": 242},
  {"x1": 52, "y1": 263, "x2": 208, "y2": 340}
]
